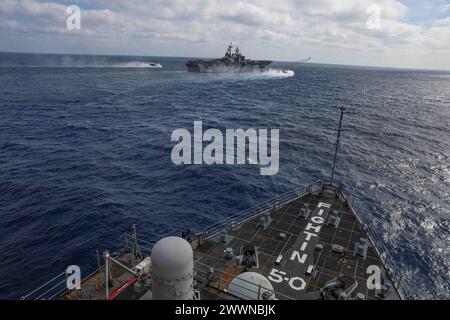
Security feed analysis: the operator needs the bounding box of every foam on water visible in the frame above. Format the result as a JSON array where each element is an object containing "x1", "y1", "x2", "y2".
[
  {"x1": 110, "y1": 62, "x2": 161, "y2": 68},
  {"x1": 191, "y1": 68, "x2": 295, "y2": 82},
  {"x1": 223, "y1": 68, "x2": 295, "y2": 79},
  {"x1": 231, "y1": 68, "x2": 295, "y2": 78},
  {"x1": 258, "y1": 68, "x2": 295, "y2": 78},
  {"x1": 0, "y1": 53, "x2": 449, "y2": 299}
]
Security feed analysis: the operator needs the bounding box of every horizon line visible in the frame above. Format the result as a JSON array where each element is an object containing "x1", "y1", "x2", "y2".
[{"x1": 1, "y1": 50, "x2": 449, "y2": 73}]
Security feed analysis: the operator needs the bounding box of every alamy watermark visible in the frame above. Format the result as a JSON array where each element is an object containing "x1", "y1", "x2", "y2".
[
  {"x1": 367, "y1": 265, "x2": 382, "y2": 290},
  {"x1": 66, "y1": 5, "x2": 81, "y2": 30},
  {"x1": 66, "y1": 265, "x2": 81, "y2": 290},
  {"x1": 366, "y1": 5, "x2": 382, "y2": 30},
  {"x1": 171, "y1": 121, "x2": 279, "y2": 176}
]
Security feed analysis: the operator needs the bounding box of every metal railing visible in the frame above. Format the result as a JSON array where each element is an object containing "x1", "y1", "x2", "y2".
[
  {"x1": 203, "y1": 183, "x2": 318, "y2": 239},
  {"x1": 20, "y1": 182, "x2": 321, "y2": 300},
  {"x1": 339, "y1": 187, "x2": 407, "y2": 299},
  {"x1": 20, "y1": 266, "x2": 104, "y2": 300},
  {"x1": 21, "y1": 180, "x2": 406, "y2": 300},
  {"x1": 193, "y1": 261, "x2": 295, "y2": 300}
]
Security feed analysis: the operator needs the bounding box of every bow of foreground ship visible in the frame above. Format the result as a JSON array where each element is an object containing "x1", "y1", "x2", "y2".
[
  {"x1": 186, "y1": 44, "x2": 272, "y2": 73},
  {"x1": 23, "y1": 108, "x2": 404, "y2": 301}
]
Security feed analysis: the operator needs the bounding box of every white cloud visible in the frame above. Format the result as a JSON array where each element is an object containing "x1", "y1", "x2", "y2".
[
  {"x1": 0, "y1": 0, "x2": 449, "y2": 69},
  {"x1": 441, "y1": 3, "x2": 450, "y2": 13}
]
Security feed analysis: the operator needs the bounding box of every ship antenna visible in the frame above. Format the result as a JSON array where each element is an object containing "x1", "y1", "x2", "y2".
[{"x1": 330, "y1": 106, "x2": 345, "y2": 185}]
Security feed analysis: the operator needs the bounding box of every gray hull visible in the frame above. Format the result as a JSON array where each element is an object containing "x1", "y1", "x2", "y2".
[{"x1": 186, "y1": 59, "x2": 272, "y2": 73}]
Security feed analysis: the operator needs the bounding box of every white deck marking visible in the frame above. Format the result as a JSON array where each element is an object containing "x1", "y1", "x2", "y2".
[
  {"x1": 304, "y1": 231, "x2": 317, "y2": 241},
  {"x1": 306, "y1": 223, "x2": 321, "y2": 233},
  {"x1": 300, "y1": 241, "x2": 308, "y2": 251},
  {"x1": 269, "y1": 201, "x2": 331, "y2": 293},
  {"x1": 290, "y1": 251, "x2": 307, "y2": 264},
  {"x1": 318, "y1": 202, "x2": 331, "y2": 208},
  {"x1": 306, "y1": 265, "x2": 314, "y2": 274},
  {"x1": 275, "y1": 255, "x2": 283, "y2": 265}
]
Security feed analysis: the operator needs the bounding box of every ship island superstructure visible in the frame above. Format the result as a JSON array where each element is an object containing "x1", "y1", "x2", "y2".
[{"x1": 186, "y1": 44, "x2": 272, "y2": 73}]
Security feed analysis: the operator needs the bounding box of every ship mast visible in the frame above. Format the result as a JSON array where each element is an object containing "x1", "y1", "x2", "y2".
[
  {"x1": 330, "y1": 106, "x2": 345, "y2": 185},
  {"x1": 226, "y1": 43, "x2": 233, "y2": 58}
]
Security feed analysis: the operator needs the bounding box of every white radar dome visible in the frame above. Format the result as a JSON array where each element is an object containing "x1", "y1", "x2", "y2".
[
  {"x1": 228, "y1": 272, "x2": 276, "y2": 300},
  {"x1": 151, "y1": 236, "x2": 194, "y2": 300}
]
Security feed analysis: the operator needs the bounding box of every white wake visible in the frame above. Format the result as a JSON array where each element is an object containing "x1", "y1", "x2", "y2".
[
  {"x1": 110, "y1": 61, "x2": 160, "y2": 68},
  {"x1": 256, "y1": 68, "x2": 295, "y2": 78}
]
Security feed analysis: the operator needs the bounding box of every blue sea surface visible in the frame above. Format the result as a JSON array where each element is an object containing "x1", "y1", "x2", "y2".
[{"x1": 0, "y1": 53, "x2": 449, "y2": 299}]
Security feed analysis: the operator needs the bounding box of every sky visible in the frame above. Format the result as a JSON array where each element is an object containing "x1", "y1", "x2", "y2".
[{"x1": 0, "y1": 0, "x2": 450, "y2": 70}]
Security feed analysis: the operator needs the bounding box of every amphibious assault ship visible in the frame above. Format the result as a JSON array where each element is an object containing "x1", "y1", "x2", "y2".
[
  {"x1": 23, "y1": 108, "x2": 405, "y2": 301},
  {"x1": 186, "y1": 44, "x2": 272, "y2": 73}
]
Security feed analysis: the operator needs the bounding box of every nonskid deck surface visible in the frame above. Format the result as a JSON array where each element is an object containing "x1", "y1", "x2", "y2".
[
  {"x1": 193, "y1": 187, "x2": 400, "y2": 300},
  {"x1": 60, "y1": 253, "x2": 140, "y2": 300},
  {"x1": 56, "y1": 185, "x2": 400, "y2": 300}
]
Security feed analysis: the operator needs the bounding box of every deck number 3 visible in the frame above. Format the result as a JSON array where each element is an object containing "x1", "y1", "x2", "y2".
[{"x1": 268, "y1": 268, "x2": 306, "y2": 291}]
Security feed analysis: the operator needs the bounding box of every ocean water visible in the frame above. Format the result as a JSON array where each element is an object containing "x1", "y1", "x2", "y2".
[{"x1": 0, "y1": 53, "x2": 449, "y2": 299}]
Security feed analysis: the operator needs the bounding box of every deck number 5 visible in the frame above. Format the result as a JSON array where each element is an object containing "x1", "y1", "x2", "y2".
[
  {"x1": 268, "y1": 268, "x2": 285, "y2": 283},
  {"x1": 268, "y1": 268, "x2": 306, "y2": 291}
]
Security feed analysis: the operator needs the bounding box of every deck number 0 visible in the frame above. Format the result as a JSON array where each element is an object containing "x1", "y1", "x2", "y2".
[{"x1": 268, "y1": 268, "x2": 306, "y2": 291}]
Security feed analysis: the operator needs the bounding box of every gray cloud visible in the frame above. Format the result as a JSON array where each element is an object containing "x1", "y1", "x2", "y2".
[{"x1": 0, "y1": 0, "x2": 449, "y2": 69}]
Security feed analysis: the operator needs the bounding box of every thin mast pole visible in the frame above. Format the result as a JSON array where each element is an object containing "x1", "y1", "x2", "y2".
[
  {"x1": 104, "y1": 250, "x2": 110, "y2": 299},
  {"x1": 330, "y1": 107, "x2": 345, "y2": 185}
]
